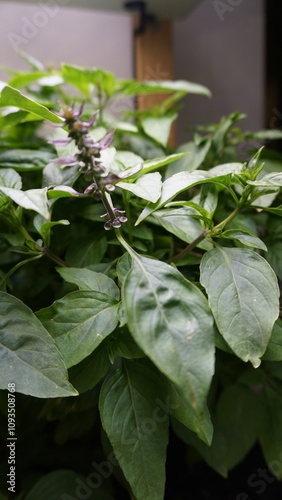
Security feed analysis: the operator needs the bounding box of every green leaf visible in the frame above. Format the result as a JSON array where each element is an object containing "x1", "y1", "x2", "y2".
[
  {"x1": 135, "y1": 169, "x2": 237, "y2": 225},
  {"x1": 0, "y1": 292, "x2": 77, "y2": 398},
  {"x1": 165, "y1": 139, "x2": 212, "y2": 176},
  {"x1": 122, "y1": 249, "x2": 215, "y2": 414},
  {"x1": 263, "y1": 322, "x2": 282, "y2": 361},
  {"x1": 0, "y1": 187, "x2": 49, "y2": 219},
  {"x1": 141, "y1": 115, "x2": 176, "y2": 147},
  {"x1": 200, "y1": 247, "x2": 279, "y2": 367},
  {"x1": 216, "y1": 384, "x2": 263, "y2": 470},
  {"x1": 0, "y1": 85, "x2": 63, "y2": 123},
  {"x1": 212, "y1": 112, "x2": 245, "y2": 153},
  {"x1": 117, "y1": 172, "x2": 162, "y2": 203},
  {"x1": 259, "y1": 388, "x2": 282, "y2": 479},
  {"x1": 66, "y1": 234, "x2": 107, "y2": 267},
  {"x1": 36, "y1": 290, "x2": 119, "y2": 368},
  {"x1": 265, "y1": 241, "x2": 282, "y2": 281},
  {"x1": 68, "y1": 342, "x2": 111, "y2": 393},
  {"x1": 248, "y1": 172, "x2": 282, "y2": 187},
  {"x1": 99, "y1": 360, "x2": 169, "y2": 500},
  {"x1": 119, "y1": 79, "x2": 211, "y2": 98},
  {"x1": 167, "y1": 382, "x2": 213, "y2": 444},
  {"x1": 253, "y1": 205, "x2": 282, "y2": 216},
  {"x1": 8, "y1": 71, "x2": 55, "y2": 89},
  {"x1": 24, "y1": 470, "x2": 112, "y2": 500},
  {"x1": 47, "y1": 185, "x2": 82, "y2": 199},
  {"x1": 141, "y1": 153, "x2": 189, "y2": 176},
  {"x1": 172, "y1": 418, "x2": 227, "y2": 477},
  {"x1": 57, "y1": 267, "x2": 120, "y2": 300},
  {"x1": 14, "y1": 48, "x2": 44, "y2": 71},
  {"x1": 62, "y1": 63, "x2": 116, "y2": 97},
  {"x1": 33, "y1": 217, "x2": 70, "y2": 242},
  {"x1": 0, "y1": 168, "x2": 22, "y2": 189},
  {"x1": 219, "y1": 229, "x2": 267, "y2": 251},
  {"x1": 0, "y1": 149, "x2": 54, "y2": 171},
  {"x1": 152, "y1": 208, "x2": 213, "y2": 250}
]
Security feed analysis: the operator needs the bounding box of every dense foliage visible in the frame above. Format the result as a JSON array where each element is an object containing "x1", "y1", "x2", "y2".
[{"x1": 1, "y1": 52, "x2": 282, "y2": 500}]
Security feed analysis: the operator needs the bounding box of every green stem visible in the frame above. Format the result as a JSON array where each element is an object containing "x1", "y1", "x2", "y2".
[
  {"x1": 41, "y1": 247, "x2": 70, "y2": 267},
  {"x1": 122, "y1": 191, "x2": 133, "y2": 243},
  {"x1": 100, "y1": 191, "x2": 116, "y2": 222},
  {"x1": 115, "y1": 229, "x2": 135, "y2": 258},
  {"x1": 0, "y1": 254, "x2": 43, "y2": 289},
  {"x1": 170, "y1": 205, "x2": 241, "y2": 264}
]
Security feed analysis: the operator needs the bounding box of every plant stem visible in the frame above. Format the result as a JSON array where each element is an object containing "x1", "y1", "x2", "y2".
[
  {"x1": 41, "y1": 247, "x2": 70, "y2": 267},
  {"x1": 170, "y1": 205, "x2": 241, "y2": 264}
]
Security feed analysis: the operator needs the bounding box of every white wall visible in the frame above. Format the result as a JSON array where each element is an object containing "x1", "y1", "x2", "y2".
[
  {"x1": 173, "y1": 0, "x2": 265, "y2": 142},
  {"x1": 0, "y1": 1, "x2": 133, "y2": 79}
]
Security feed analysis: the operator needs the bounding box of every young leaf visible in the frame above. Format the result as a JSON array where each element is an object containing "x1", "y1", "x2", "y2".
[
  {"x1": 57, "y1": 267, "x2": 120, "y2": 300},
  {"x1": 36, "y1": 290, "x2": 119, "y2": 368},
  {"x1": 200, "y1": 247, "x2": 279, "y2": 367},
  {"x1": 33, "y1": 217, "x2": 70, "y2": 242},
  {"x1": 122, "y1": 248, "x2": 215, "y2": 414},
  {"x1": 117, "y1": 172, "x2": 162, "y2": 203},
  {"x1": 99, "y1": 360, "x2": 169, "y2": 500},
  {"x1": 0, "y1": 292, "x2": 77, "y2": 398}
]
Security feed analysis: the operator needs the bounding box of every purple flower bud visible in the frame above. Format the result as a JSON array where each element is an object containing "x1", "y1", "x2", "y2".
[
  {"x1": 118, "y1": 217, "x2": 128, "y2": 223},
  {"x1": 92, "y1": 130, "x2": 115, "y2": 151},
  {"x1": 105, "y1": 184, "x2": 115, "y2": 192},
  {"x1": 80, "y1": 110, "x2": 99, "y2": 129},
  {"x1": 48, "y1": 138, "x2": 72, "y2": 146},
  {"x1": 73, "y1": 102, "x2": 85, "y2": 118},
  {"x1": 100, "y1": 212, "x2": 109, "y2": 218},
  {"x1": 52, "y1": 156, "x2": 78, "y2": 166},
  {"x1": 114, "y1": 209, "x2": 126, "y2": 215},
  {"x1": 84, "y1": 183, "x2": 97, "y2": 195},
  {"x1": 104, "y1": 220, "x2": 112, "y2": 230},
  {"x1": 112, "y1": 219, "x2": 122, "y2": 229}
]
